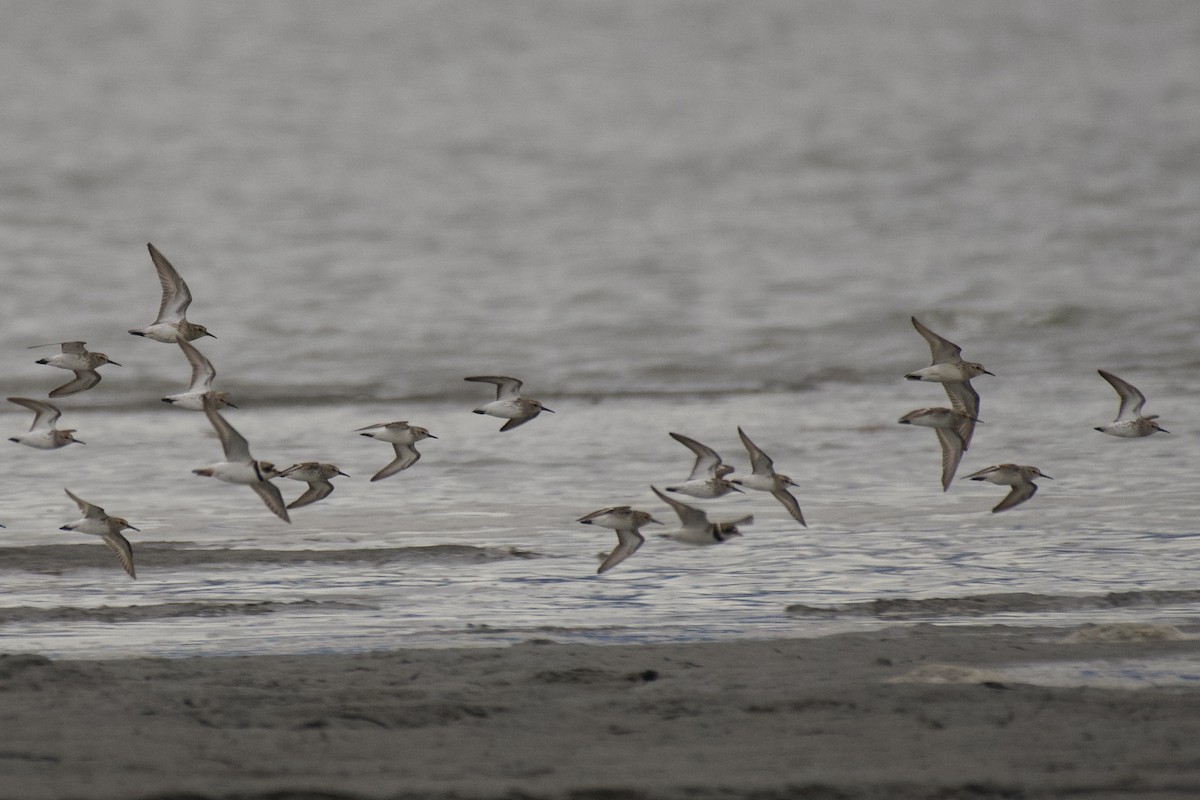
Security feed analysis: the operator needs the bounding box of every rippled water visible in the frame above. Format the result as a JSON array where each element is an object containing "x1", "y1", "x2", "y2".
[{"x1": 1, "y1": 1, "x2": 1199, "y2": 658}]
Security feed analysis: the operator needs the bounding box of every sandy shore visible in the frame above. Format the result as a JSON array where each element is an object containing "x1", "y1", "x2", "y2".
[{"x1": 4, "y1": 623, "x2": 1200, "y2": 799}]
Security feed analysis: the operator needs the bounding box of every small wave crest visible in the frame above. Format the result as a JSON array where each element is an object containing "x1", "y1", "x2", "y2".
[{"x1": 785, "y1": 589, "x2": 1200, "y2": 620}]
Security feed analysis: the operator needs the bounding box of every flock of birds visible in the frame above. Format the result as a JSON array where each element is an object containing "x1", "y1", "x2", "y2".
[{"x1": 4, "y1": 244, "x2": 1172, "y2": 578}]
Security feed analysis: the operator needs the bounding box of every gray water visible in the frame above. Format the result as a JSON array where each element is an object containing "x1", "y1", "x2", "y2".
[{"x1": 1, "y1": 1, "x2": 1199, "y2": 658}]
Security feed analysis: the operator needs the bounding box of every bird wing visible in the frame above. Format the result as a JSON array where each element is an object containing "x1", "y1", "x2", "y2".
[
  {"x1": 597, "y1": 529, "x2": 644, "y2": 574},
  {"x1": 8, "y1": 397, "x2": 61, "y2": 430},
  {"x1": 578, "y1": 506, "x2": 629, "y2": 524},
  {"x1": 203, "y1": 399, "x2": 252, "y2": 462},
  {"x1": 651, "y1": 485, "x2": 709, "y2": 527},
  {"x1": 1098, "y1": 370, "x2": 1147, "y2": 420},
  {"x1": 499, "y1": 416, "x2": 535, "y2": 432},
  {"x1": 669, "y1": 432, "x2": 724, "y2": 480},
  {"x1": 942, "y1": 381, "x2": 980, "y2": 449},
  {"x1": 465, "y1": 375, "x2": 523, "y2": 399},
  {"x1": 101, "y1": 532, "x2": 136, "y2": 579},
  {"x1": 963, "y1": 465, "x2": 1000, "y2": 481},
  {"x1": 934, "y1": 428, "x2": 965, "y2": 492},
  {"x1": 736, "y1": 427, "x2": 775, "y2": 476},
  {"x1": 287, "y1": 480, "x2": 335, "y2": 509},
  {"x1": 911, "y1": 316, "x2": 963, "y2": 364},
  {"x1": 178, "y1": 339, "x2": 217, "y2": 392},
  {"x1": 993, "y1": 481, "x2": 1037, "y2": 513},
  {"x1": 370, "y1": 444, "x2": 421, "y2": 481},
  {"x1": 64, "y1": 488, "x2": 106, "y2": 520},
  {"x1": 770, "y1": 487, "x2": 806, "y2": 527},
  {"x1": 60, "y1": 341, "x2": 88, "y2": 355},
  {"x1": 250, "y1": 481, "x2": 291, "y2": 522},
  {"x1": 49, "y1": 370, "x2": 101, "y2": 398},
  {"x1": 147, "y1": 243, "x2": 194, "y2": 323}
]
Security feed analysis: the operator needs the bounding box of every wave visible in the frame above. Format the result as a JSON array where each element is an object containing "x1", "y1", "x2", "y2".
[
  {"x1": 0, "y1": 543, "x2": 541, "y2": 573},
  {"x1": 0, "y1": 599, "x2": 373, "y2": 626},
  {"x1": 785, "y1": 589, "x2": 1200, "y2": 620}
]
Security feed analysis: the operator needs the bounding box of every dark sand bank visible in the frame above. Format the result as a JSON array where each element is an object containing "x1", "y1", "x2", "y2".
[{"x1": 4, "y1": 623, "x2": 1200, "y2": 799}]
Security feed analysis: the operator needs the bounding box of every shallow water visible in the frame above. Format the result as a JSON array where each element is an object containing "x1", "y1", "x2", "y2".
[{"x1": 2, "y1": 1, "x2": 1200, "y2": 658}]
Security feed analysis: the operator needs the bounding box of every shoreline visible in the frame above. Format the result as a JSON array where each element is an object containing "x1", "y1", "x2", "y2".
[{"x1": 5, "y1": 622, "x2": 1200, "y2": 799}]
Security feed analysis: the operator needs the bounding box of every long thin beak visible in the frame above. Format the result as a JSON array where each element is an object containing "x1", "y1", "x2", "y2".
[
  {"x1": 337, "y1": 470, "x2": 350, "y2": 477},
  {"x1": 109, "y1": 360, "x2": 122, "y2": 367},
  {"x1": 646, "y1": 517, "x2": 665, "y2": 525},
  {"x1": 1041, "y1": 475, "x2": 1054, "y2": 480},
  {"x1": 541, "y1": 407, "x2": 555, "y2": 414},
  {"x1": 729, "y1": 484, "x2": 744, "y2": 493},
  {"x1": 203, "y1": 332, "x2": 217, "y2": 339},
  {"x1": 127, "y1": 525, "x2": 141, "y2": 532},
  {"x1": 983, "y1": 369, "x2": 996, "y2": 376},
  {"x1": 427, "y1": 434, "x2": 439, "y2": 439}
]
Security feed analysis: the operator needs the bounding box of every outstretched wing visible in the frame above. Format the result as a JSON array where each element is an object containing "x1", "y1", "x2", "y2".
[
  {"x1": 49, "y1": 370, "x2": 101, "y2": 398},
  {"x1": 8, "y1": 397, "x2": 62, "y2": 430},
  {"x1": 993, "y1": 482, "x2": 1037, "y2": 513},
  {"x1": 250, "y1": 481, "x2": 291, "y2": 522},
  {"x1": 101, "y1": 532, "x2": 136, "y2": 578},
  {"x1": 669, "y1": 432, "x2": 725, "y2": 480},
  {"x1": 736, "y1": 427, "x2": 776, "y2": 476},
  {"x1": 597, "y1": 529, "x2": 644, "y2": 574},
  {"x1": 204, "y1": 399, "x2": 252, "y2": 462},
  {"x1": 147, "y1": 243, "x2": 194, "y2": 323},
  {"x1": 934, "y1": 428, "x2": 965, "y2": 492},
  {"x1": 911, "y1": 316, "x2": 963, "y2": 364},
  {"x1": 287, "y1": 480, "x2": 335, "y2": 509},
  {"x1": 1098, "y1": 369, "x2": 1147, "y2": 420},
  {"x1": 64, "y1": 488, "x2": 106, "y2": 520},
  {"x1": 370, "y1": 444, "x2": 422, "y2": 481},
  {"x1": 651, "y1": 485, "x2": 709, "y2": 528},
  {"x1": 465, "y1": 375, "x2": 523, "y2": 399}
]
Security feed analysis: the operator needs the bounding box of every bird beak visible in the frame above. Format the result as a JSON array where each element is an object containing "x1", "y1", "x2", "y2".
[
  {"x1": 109, "y1": 360, "x2": 123, "y2": 367},
  {"x1": 225, "y1": 402, "x2": 239, "y2": 409},
  {"x1": 203, "y1": 332, "x2": 217, "y2": 339},
  {"x1": 127, "y1": 525, "x2": 141, "y2": 532},
  {"x1": 983, "y1": 369, "x2": 996, "y2": 376},
  {"x1": 647, "y1": 517, "x2": 665, "y2": 525},
  {"x1": 338, "y1": 470, "x2": 350, "y2": 477},
  {"x1": 1040, "y1": 475, "x2": 1054, "y2": 480},
  {"x1": 427, "y1": 434, "x2": 439, "y2": 439},
  {"x1": 541, "y1": 407, "x2": 555, "y2": 414},
  {"x1": 729, "y1": 484, "x2": 744, "y2": 493}
]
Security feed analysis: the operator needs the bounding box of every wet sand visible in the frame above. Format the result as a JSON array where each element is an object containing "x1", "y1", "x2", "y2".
[{"x1": 5, "y1": 623, "x2": 1200, "y2": 799}]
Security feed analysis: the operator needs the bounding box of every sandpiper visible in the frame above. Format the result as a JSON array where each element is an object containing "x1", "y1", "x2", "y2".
[
  {"x1": 30, "y1": 341, "x2": 120, "y2": 397},
  {"x1": 129, "y1": 243, "x2": 215, "y2": 342},
  {"x1": 1095, "y1": 370, "x2": 1168, "y2": 438},
  {"x1": 664, "y1": 432, "x2": 741, "y2": 499},
  {"x1": 278, "y1": 462, "x2": 349, "y2": 509},
  {"x1": 356, "y1": 421, "x2": 437, "y2": 481},
  {"x1": 963, "y1": 464, "x2": 1051, "y2": 513},
  {"x1": 578, "y1": 506, "x2": 662, "y2": 574},
  {"x1": 192, "y1": 398, "x2": 289, "y2": 522},
  {"x1": 651, "y1": 486, "x2": 751, "y2": 545},
  {"x1": 6, "y1": 397, "x2": 83, "y2": 449},
  {"x1": 905, "y1": 316, "x2": 991, "y2": 448},
  {"x1": 898, "y1": 407, "x2": 977, "y2": 491},
  {"x1": 162, "y1": 339, "x2": 236, "y2": 410},
  {"x1": 729, "y1": 427, "x2": 806, "y2": 525},
  {"x1": 61, "y1": 488, "x2": 138, "y2": 579},
  {"x1": 465, "y1": 376, "x2": 553, "y2": 431}
]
